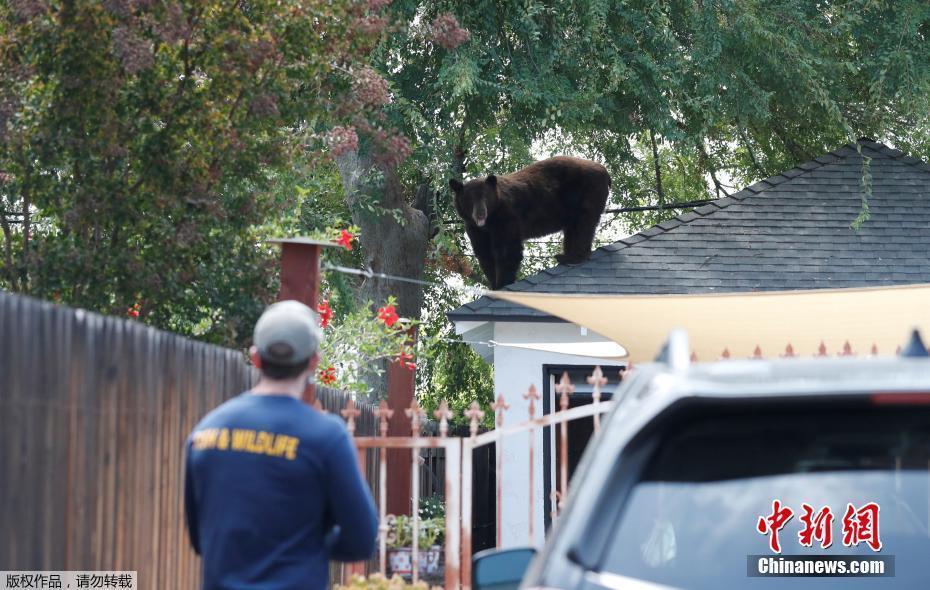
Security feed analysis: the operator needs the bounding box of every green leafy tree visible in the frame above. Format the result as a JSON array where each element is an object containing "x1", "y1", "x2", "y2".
[{"x1": 0, "y1": 0, "x2": 390, "y2": 345}]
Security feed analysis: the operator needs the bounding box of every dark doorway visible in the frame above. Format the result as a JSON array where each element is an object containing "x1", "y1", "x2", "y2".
[{"x1": 542, "y1": 364, "x2": 623, "y2": 531}]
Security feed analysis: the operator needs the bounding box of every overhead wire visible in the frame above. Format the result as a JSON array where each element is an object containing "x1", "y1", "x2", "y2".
[
  {"x1": 324, "y1": 195, "x2": 706, "y2": 291},
  {"x1": 322, "y1": 262, "x2": 489, "y2": 297}
]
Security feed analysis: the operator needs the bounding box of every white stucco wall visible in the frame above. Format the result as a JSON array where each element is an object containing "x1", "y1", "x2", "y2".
[{"x1": 459, "y1": 320, "x2": 620, "y2": 548}]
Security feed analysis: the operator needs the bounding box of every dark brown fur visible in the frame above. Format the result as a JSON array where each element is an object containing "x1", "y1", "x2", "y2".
[{"x1": 449, "y1": 156, "x2": 610, "y2": 289}]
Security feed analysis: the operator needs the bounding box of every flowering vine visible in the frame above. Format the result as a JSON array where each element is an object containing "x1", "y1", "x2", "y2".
[
  {"x1": 377, "y1": 303, "x2": 399, "y2": 327},
  {"x1": 336, "y1": 229, "x2": 355, "y2": 250},
  {"x1": 317, "y1": 299, "x2": 333, "y2": 328},
  {"x1": 315, "y1": 295, "x2": 417, "y2": 397}
]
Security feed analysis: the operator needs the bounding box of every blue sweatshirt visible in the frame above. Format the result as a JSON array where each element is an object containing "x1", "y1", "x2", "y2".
[{"x1": 184, "y1": 392, "x2": 378, "y2": 590}]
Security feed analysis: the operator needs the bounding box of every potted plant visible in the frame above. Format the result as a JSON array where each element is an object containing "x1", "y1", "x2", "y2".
[{"x1": 385, "y1": 514, "x2": 444, "y2": 577}]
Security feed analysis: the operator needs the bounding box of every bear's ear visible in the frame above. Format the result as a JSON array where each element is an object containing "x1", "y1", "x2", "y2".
[
  {"x1": 485, "y1": 174, "x2": 497, "y2": 186},
  {"x1": 449, "y1": 178, "x2": 463, "y2": 193}
]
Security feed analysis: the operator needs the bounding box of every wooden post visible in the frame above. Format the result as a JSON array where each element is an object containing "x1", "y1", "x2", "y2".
[
  {"x1": 278, "y1": 242, "x2": 321, "y2": 309},
  {"x1": 269, "y1": 238, "x2": 336, "y2": 406},
  {"x1": 386, "y1": 359, "x2": 414, "y2": 515}
]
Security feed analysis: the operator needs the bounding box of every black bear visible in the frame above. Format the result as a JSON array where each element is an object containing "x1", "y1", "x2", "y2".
[{"x1": 449, "y1": 156, "x2": 610, "y2": 289}]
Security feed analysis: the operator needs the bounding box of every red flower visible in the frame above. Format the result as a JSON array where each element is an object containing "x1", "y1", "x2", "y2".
[
  {"x1": 397, "y1": 349, "x2": 416, "y2": 371},
  {"x1": 127, "y1": 302, "x2": 141, "y2": 318},
  {"x1": 336, "y1": 229, "x2": 354, "y2": 250},
  {"x1": 377, "y1": 304, "x2": 399, "y2": 327},
  {"x1": 317, "y1": 299, "x2": 333, "y2": 328},
  {"x1": 318, "y1": 366, "x2": 337, "y2": 386}
]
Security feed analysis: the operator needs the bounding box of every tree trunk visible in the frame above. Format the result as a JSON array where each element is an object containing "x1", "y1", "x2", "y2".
[{"x1": 334, "y1": 151, "x2": 431, "y2": 320}]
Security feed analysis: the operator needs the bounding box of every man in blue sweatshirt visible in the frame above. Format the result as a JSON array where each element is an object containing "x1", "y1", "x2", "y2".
[{"x1": 184, "y1": 300, "x2": 378, "y2": 590}]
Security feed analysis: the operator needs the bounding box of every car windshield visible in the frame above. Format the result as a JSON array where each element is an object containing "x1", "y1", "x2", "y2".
[{"x1": 602, "y1": 403, "x2": 930, "y2": 589}]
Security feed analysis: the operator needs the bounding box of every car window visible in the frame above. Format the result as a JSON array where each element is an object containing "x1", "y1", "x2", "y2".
[{"x1": 601, "y1": 404, "x2": 930, "y2": 589}]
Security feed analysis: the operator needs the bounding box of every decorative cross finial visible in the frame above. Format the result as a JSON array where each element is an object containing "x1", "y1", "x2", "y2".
[
  {"x1": 556, "y1": 372, "x2": 574, "y2": 412},
  {"x1": 491, "y1": 394, "x2": 510, "y2": 429},
  {"x1": 587, "y1": 366, "x2": 607, "y2": 404},
  {"x1": 405, "y1": 398, "x2": 426, "y2": 436},
  {"x1": 619, "y1": 363, "x2": 634, "y2": 379},
  {"x1": 434, "y1": 400, "x2": 453, "y2": 437},
  {"x1": 465, "y1": 401, "x2": 485, "y2": 438},
  {"x1": 781, "y1": 343, "x2": 796, "y2": 358},
  {"x1": 375, "y1": 399, "x2": 394, "y2": 437},
  {"x1": 523, "y1": 384, "x2": 541, "y2": 419},
  {"x1": 341, "y1": 398, "x2": 361, "y2": 435}
]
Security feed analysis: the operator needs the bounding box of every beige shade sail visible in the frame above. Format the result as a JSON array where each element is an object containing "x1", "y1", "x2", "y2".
[{"x1": 487, "y1": 284, "x2": 930, "y2": 364}]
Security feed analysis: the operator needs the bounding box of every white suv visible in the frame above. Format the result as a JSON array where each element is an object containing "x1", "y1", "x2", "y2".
[{"x1": 475, "y1": 330, "x2": 930, "y2": 590}]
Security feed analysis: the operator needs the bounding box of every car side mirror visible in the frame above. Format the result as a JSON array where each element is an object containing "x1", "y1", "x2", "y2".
[{"x1": 473, "y1": 547, "x2": 537, "y2": 590}]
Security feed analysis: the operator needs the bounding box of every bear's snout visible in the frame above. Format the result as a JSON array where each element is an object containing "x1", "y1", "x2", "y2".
[{"x1": 473, "y1": 207, "x2": 488, "y2": 227}]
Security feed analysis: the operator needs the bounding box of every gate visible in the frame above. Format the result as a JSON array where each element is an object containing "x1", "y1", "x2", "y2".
[{"x1": 342, "y1": 367, "x2": 617, "y2": 589}]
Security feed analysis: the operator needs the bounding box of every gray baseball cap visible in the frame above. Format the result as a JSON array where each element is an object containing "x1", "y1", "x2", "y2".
[{"x1": 253, "y1": 300, "x2": 322, "y2": 366}]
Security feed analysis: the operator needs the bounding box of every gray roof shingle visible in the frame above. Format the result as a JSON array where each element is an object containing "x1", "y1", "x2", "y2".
[{"x1": 448, "y1": 140, "x2": 930, "y2": 322}]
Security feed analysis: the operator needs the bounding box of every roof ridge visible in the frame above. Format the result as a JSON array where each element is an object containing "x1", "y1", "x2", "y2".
[
  {"x1": 596, "y1": 139, "x2": 930, "y2": 257},
  {"x1": 854, "y1": 138, "x2": 930, "y2": 174}
]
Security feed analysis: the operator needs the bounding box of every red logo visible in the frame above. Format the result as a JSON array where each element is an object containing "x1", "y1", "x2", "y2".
[
  {"x1": 757, "y1": 500, "x2": 794, "y2": 554},
  {"x1": 798, "y1": 504, "x2": 834, "y2": 549},
  {"x1": 842, "y1": 502, "x2": 882, "y2": 551},
  {"x1": 757, "y1": 501, "x2": 881, "y2": 553}
]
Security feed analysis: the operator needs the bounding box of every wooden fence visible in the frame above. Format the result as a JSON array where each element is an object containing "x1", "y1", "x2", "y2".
[{"x1": 0, "y1": 291, "x2": 379, "y2": 588}]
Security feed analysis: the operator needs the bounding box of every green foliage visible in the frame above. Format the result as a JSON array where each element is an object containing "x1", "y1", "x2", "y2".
[
  {"x1": 415, "y1": 275, "x2": 494, "y2": 430},
  {"x1": 418, "y1": 494, "x2": 444, "y2": 520},
  {"x1": 0, "y1": 0, "x2": 386, "y2": 346}
]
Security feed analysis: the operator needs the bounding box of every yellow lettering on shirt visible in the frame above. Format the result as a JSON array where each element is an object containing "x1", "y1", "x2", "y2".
[
  {"x1": 272, "y1": 434, "x2": 290, "y2": 457},
  {"x1": 231, "y1": 429, "x2": 251, "y2": 451},
  {"x1": 284, "y1": 436, "x2": 299, "y2": 460},
  {"x1": 217, "y1": 429, "x2": 229, "y2": 450},
  {"x1": 195, "y1": 428, "x2": 299, "y2": 460},
  {"x1": 192, "y1": 428, "x2": 220, "y2": 450}
]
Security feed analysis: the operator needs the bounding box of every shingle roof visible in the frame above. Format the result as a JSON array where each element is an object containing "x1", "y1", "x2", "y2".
[{"x1": 448, "y1": 139, "x2": 930, "y2": 323}]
